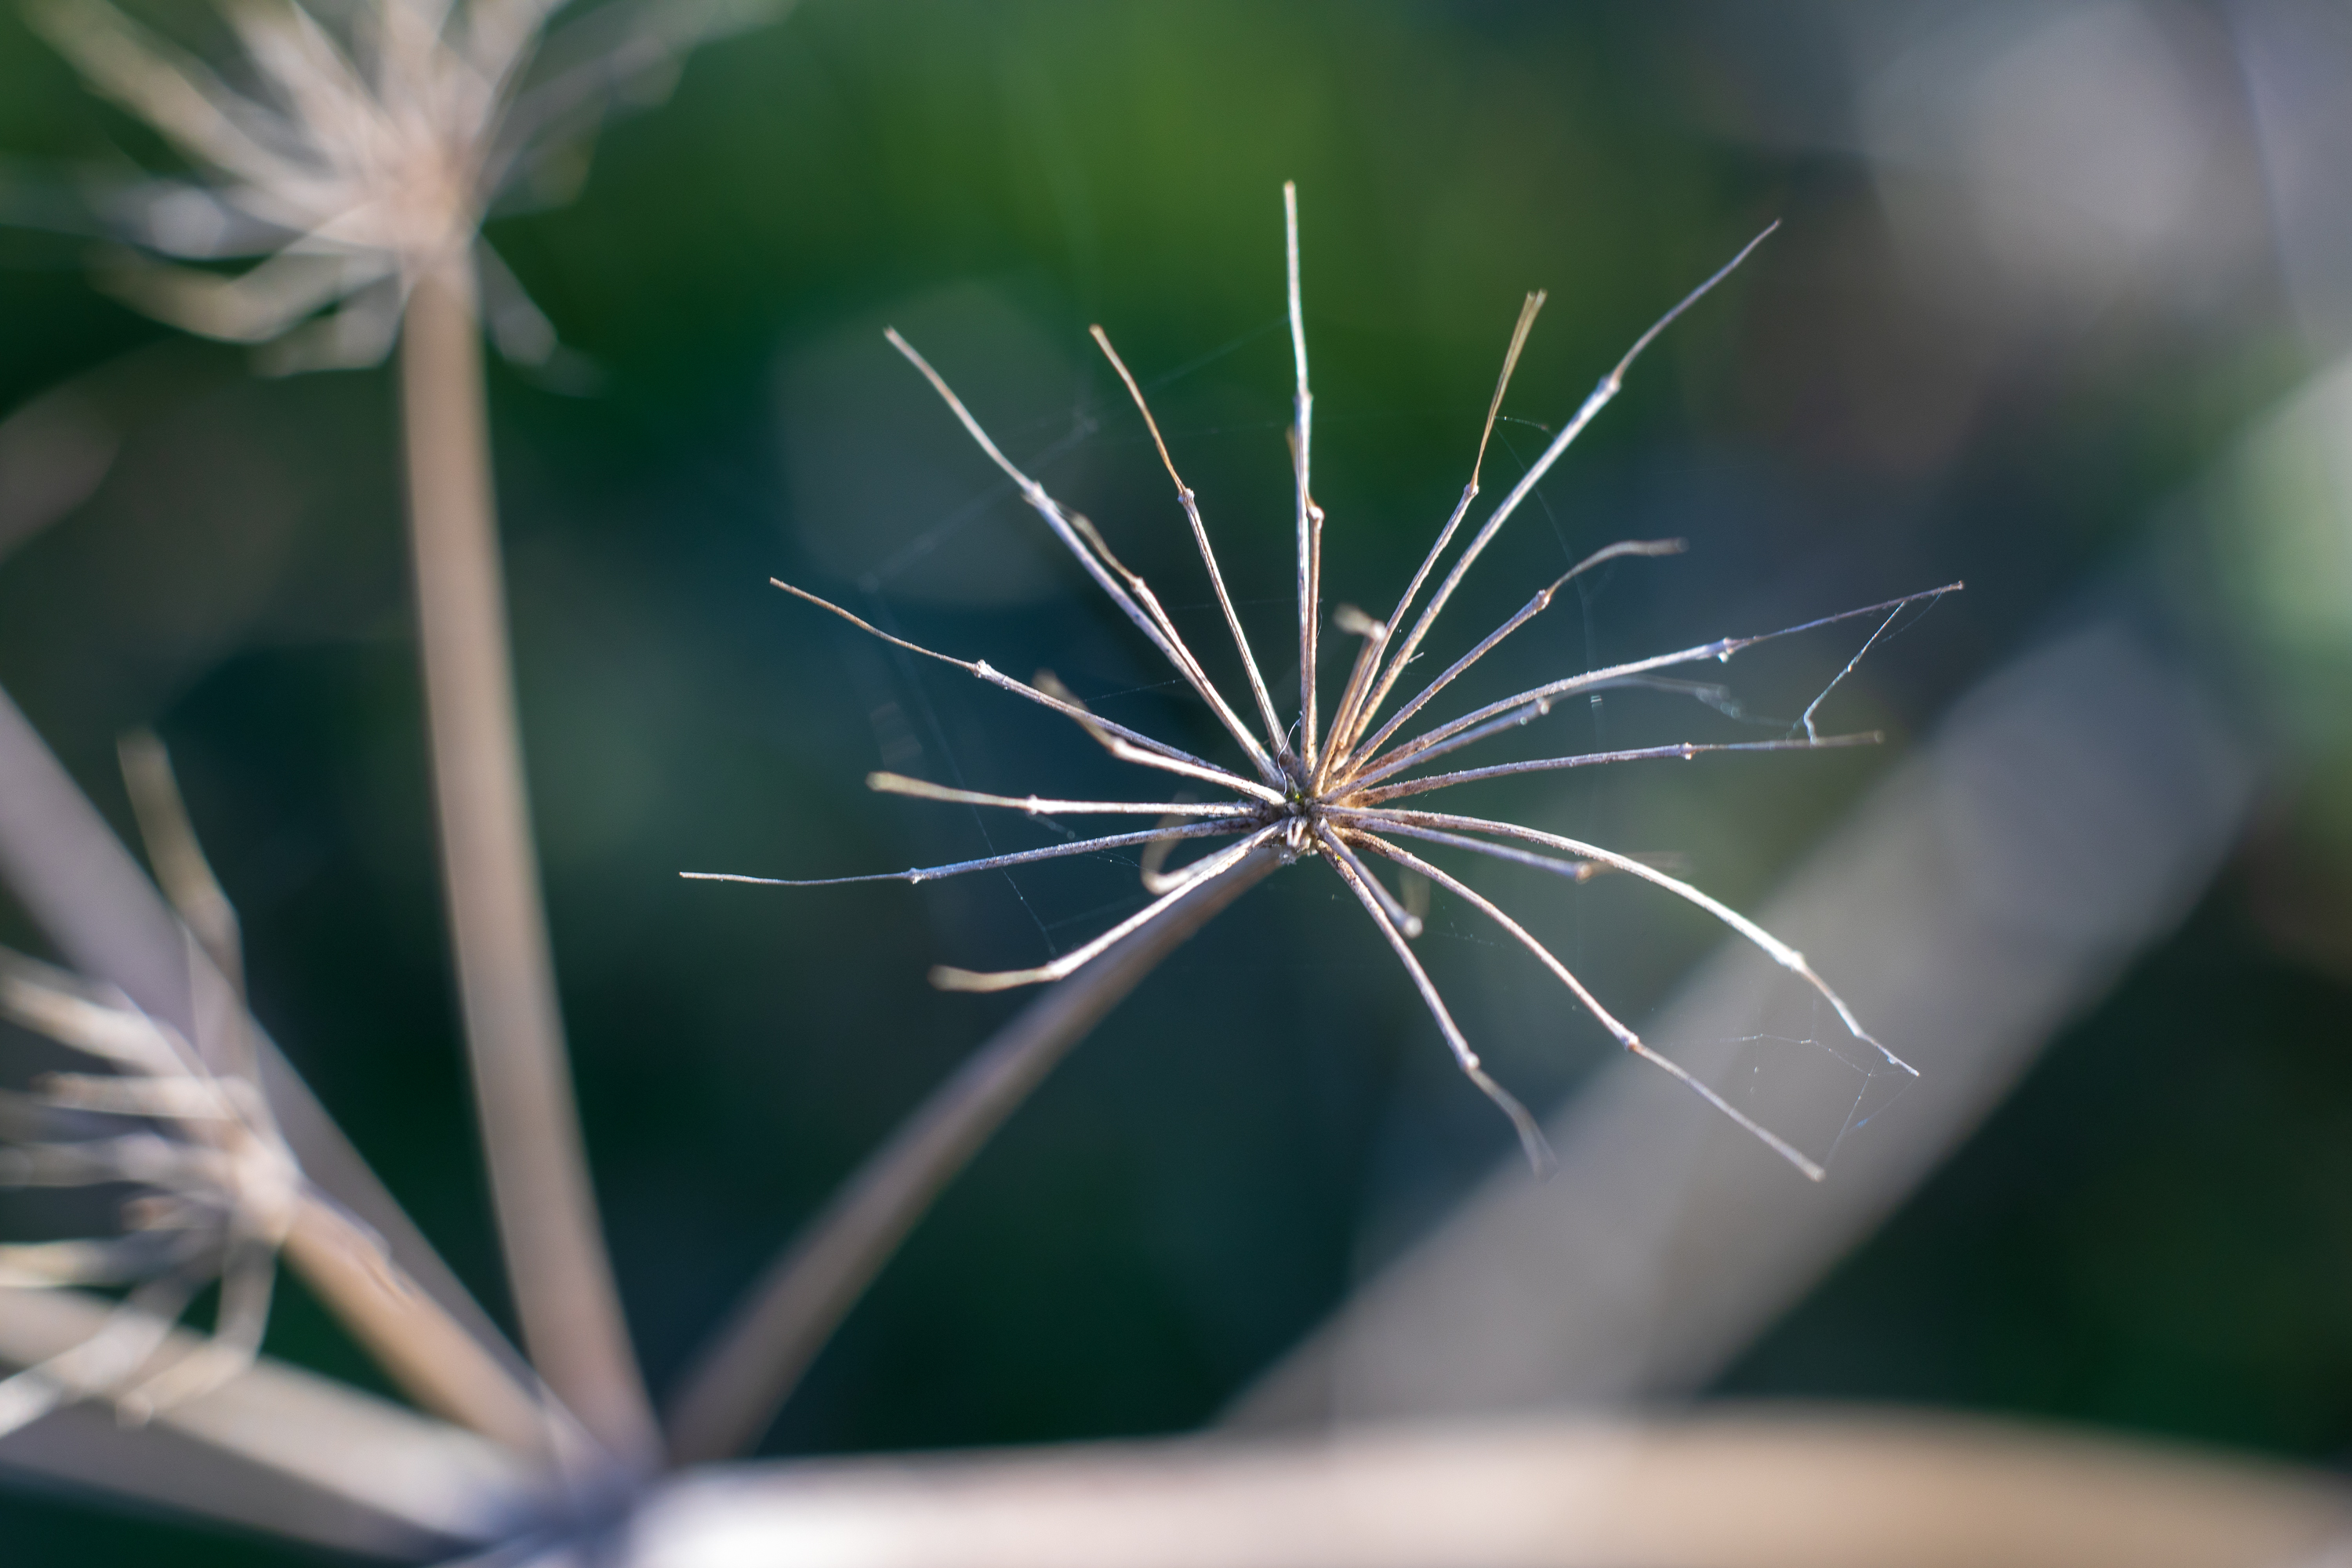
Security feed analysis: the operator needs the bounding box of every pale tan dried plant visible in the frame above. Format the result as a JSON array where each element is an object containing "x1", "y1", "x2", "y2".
[
  {"x1": 1, "y1": 144, "x2": 2320, "y2": 1560},
  {"x1": 0, "y1": 956, "x2": 295, "y2": 1437},
  {"x1": 0, "y1": 710, "x2": 558, "y2": 1469},
  {"x1": 668, "y1": 183, "x2": 1957, "y2": 1461},
  {"x1": 27, "y1": 0, "x2": 785, "y2": 1467},
  {"x1": 31, "y1": 0, "x2": 771, "y2": 372},
  {"x1": 0, "y1": 731, "x2": 292, "y2": 1438}
]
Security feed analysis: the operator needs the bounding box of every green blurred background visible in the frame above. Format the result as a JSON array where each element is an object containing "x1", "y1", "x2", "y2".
[{"x1": 2, "y1": 0, "x2": 2348, "y2": 1559}]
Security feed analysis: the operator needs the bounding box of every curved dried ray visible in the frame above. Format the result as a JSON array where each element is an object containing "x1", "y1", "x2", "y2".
[
  {"x1": 96, "y1": 249, "x2": 374, "y2": 344},
  {"x1": 31, "y1": 0, "x2": 311, "y2": 195},
  {"x1": 1138, "y1": 813, "x2": 1204, "y2": 895},
  {"x1": 1059, "y1": 509, "x2": 1280, "y2": 775},
  {"x1": 0, "y1": 957, "x2": 185, "y2": 1079},
  {"x1": 1330, "y1": 290, "x2": 1546, "y2": 764},
  {"x1": 683, "y1": 819, "x2": 1248, "y2": 890},
  {"x1": 1355, "y1": 732, "x2": 1882, "y2": 806},
  {"x1": 1335, "y1": 807, "x2": 1912, "y2": 1073},
  {"x1": 1341, "y1": 538, "x2": 1686, "y2": 771},
  {"x1": 0, "y1": 1234, "x2": 201, "y2": 1289},
  {"x1": 32, "y1": 1073, "x2": 234, "y2": 1120},
  {"x1": 865, "y1": 772, "x2": 1258, "y2": 820},
  {"x1": 931, "y1": 823, "x2": 1285, "y2": 993},
  {"x1": 0, "y1": 1133, "x2": 229, "y2": 1192},
  {"x1": 227, "y1": 2, "x2": 381, "y2": 159},
  {"x1": 772, "y1": 579, "x2": 1283, "y2": 805},
  {"x1": 0, "y1": 1271, "x2": 196, "y2": 1438},
  {"x1": 884, "y1": 328, "x2": 1284, "y2": 788},
  {"x1": 1284, "y1": 182, "x2": 1323, "y2": 773},
  {"x1": 1318, "y1": 828, "x2": 1422, "y2": 939},
  {"x1": 1352, "y1": 226, "x2": 1779, "y2": 762},
  {"x1": 1091, "y1": 325, "x2": 1290, "y2": 757},
  {"x1": 1798, "y1": 602, "x2": 1907, "y2": 742},
  {"x1": 1027, "y1": 669, "x2": 1261, "y2": 801},
  {"x1": 1312, "y1": 825, "x2": 1553, "y2": 1174},
  {"x1": 254, "y1": 274, "x2": 405, "y2": 373},
  {"x1": 0, "y1": 1144, "x2": 226, "y2": 1193},
  {"x1": 1348, "y1": 830, "x2": 1828, "y2": 1180},
  {"x1": 1355, "y1": 584, "x2": 1961, "y2": 788},
  {"x1": 1321, "y1": 604, "x2": 1397, "y2": 789},
  {"x1": 118, "y1": 731, "x2": 243, "y2": 1001},
  {"x1": 117, "y1": 1237, "x2": 275, "y2": 1420}
]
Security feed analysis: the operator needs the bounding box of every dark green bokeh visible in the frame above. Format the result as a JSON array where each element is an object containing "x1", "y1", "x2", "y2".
[{"x1": 1, "y1": 2, "x2": 2346, "y2": 1561}]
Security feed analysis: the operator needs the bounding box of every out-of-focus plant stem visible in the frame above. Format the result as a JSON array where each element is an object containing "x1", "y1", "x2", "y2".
[
  {"x1": 282, "y1": 1196, "x2": 562, "y2": 1456},
  {"x1": 663, "y1": 844, "x2": 1284, "y2": 1465},
  {"x1": 398, "y1": 264, "x2": 657, "y2": 1467}
]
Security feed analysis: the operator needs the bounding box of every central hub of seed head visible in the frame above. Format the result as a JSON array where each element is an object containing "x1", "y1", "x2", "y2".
[{"x1": 1275, "y1": 766, "x2": 1322, "y2": 856}]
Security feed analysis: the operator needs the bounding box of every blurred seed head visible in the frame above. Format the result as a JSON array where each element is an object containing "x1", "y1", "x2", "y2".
[
  {"x1": 0, "y1": 945, "x2": 301, "y2": 1432},
  {"x1": 32, "y1": 0, "x2": 783, "y2": 372}
]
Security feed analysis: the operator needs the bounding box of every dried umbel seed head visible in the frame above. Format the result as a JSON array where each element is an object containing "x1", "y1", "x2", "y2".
[
  {"x1": 31, "y1": 0, "x2": 774, "y2": 371},
  {"x1": 695, "y1": 184, "x2": 1958, "y2": 1179},
  {"x1": 0, "y1": 946, "x2": 302, "y2": 1432}
]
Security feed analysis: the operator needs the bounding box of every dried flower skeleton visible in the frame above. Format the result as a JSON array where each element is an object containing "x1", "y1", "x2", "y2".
[
  {"x1": 30, "y1": 0, "x2": 769, "y2": 372},
  {"x1": 0, "y1": 738, "x2": 298, "y2": 1439},
  {"x1": 24, "y1": 0, "x2": 792, "y2": 1462},
  {"x1": 699, "y1": 186, "x2": 1956, "y2": 1179}
]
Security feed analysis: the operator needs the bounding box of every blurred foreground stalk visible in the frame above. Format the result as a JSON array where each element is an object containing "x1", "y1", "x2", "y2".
[{"x1": 399, "y1": 264, "x2": 655, "y2": 1465}]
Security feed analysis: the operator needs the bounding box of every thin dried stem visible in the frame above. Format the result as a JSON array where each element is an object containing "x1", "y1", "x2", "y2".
[
  {"x1": 1319, "y1": 828, "x2": 1423, "y2": 939},
  {"x1": 1314, "y1": 825, "x2": 1553, "y2": 1174},
  {"x1": 1353, "y1": 226, "x2": 1779, "y2": 758},
  {"x1": 115, "y1": 730, "x2": 241, "y2": 1001},
  {"x1": 773, "y1": 581, "x2": 1279, "y2": 804},
  {"x1": 279, "y1": 1195, "x2": 570, "y2": 1455},
  {"x1": 1356, "y1": 732, "x2": 1882, "y2": 806},
  {"x1": 115, "y1": 1237, "x2": 273, "y2": 1421},
  {"x1": 1352, "y1": 585, "x2": 1961, "y2": 789},
  {"x1": 400, "y1": 263, "x2": 655, "y2": 1464},
  {"x1": 1091, "y1": 325, "x2": 1289, "y2": 757},
  {"x1": 884, "y1": 328, "x2": 1284, "y2": 788},
  {"x1": 684, "y1": 821, "x2": 1247, "y2": 890},
  {"x1": 1798, "y1": 603, "x2": 1905, "y2": 742},
  {"x1": 1062, "y1": 509, "x2": 1279, "y2": 771},
  {"x1": 1285, "y1": 182, "x2": 1320, "y2": 775},
  {"x1": 1327, "y1": 289, "x2": 1545, "y2": 767},
  {"x1": 665, "y1": 843, "x2": 1287, "y2": 1463},
  {"x1": 1138, "y1": 812, "x2": 1203, "y2": 894},
  {"x1": 866, "y1": 772, "x2": 1256, "y2": 818},
  {"x1": 0, "y1": 1272, "x2": 195, "y2": 1436},
  {"x1": 1325, "y1": 604, "x2": 1388, "y2": 760},
  {"x1": 1341, "y1": 538, "x2": 1686, "y2": 772},
  {"x1": 1349, "y1": 832, "x2": 1827, "y2": 1179},
  {"x1": 1335, "y1": 808, "x2": 1913, "y2": 1073},
  {"x1": 931, "y1": 826, "x2": 1286, "y2": 992}
]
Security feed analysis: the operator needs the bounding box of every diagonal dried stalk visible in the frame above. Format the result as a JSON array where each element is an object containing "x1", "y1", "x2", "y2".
[
  {"x1": 664, "y1": 844, "x2": 1282, "y2": 1465},
  {"x1": 682, "y1": 183, "x2": 1958, "y2": 1456}
]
